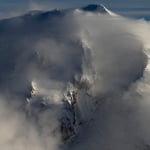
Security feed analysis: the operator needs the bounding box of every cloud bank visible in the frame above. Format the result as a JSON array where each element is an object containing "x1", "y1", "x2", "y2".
[{"x1": 0, "y1": 4, "x2": 150, "y2": 150}]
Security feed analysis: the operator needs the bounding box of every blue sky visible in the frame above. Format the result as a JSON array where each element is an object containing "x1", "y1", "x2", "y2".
[
  {"x1": 0, "y1": 0, "x2": 150, "y2": 9},
  {"x1": 0, "y1": 0, "x2": 150, "y2": 17}
]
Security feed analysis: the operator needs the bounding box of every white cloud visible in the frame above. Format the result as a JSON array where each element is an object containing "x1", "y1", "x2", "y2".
[{"x1": 0, "y1": 4, "x2": 150, "y2": 150}]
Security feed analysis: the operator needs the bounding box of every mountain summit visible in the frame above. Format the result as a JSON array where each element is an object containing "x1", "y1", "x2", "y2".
[{"x1": 81, "y1": 4, "x2": 108, "y2": 13}]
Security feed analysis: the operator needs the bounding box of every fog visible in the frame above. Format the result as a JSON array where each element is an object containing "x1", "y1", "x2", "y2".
[{"x1": 0, "y1": 5, "x2": 150, "y2": 150}]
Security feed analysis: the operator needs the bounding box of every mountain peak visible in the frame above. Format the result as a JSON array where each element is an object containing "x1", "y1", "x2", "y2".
[{"x1": 81, "y1": 4, "x2": 107, "y2": 13}]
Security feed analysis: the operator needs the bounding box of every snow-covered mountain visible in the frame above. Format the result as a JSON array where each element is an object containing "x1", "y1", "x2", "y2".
[
  {"x1": 0, "y1": 4, "x2": 150, "y2": 150},
  {"x1": 81, "y1": 4, "x2": 108, "y2": 13},
  {"x1": 81, "y1": 4, "x2": 116, "y2": 16}
]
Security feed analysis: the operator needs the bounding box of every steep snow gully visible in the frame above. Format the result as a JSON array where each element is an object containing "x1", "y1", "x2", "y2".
[{"x1": 0, "y1": 4, "x2": 150, "y2": 150}]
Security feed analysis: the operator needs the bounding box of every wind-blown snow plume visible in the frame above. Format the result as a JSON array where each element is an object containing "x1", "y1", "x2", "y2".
[{"x1": 0, "y1": 4, "x2": 150, "y2": 150}]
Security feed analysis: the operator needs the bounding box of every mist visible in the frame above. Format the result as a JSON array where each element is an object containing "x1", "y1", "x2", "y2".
[{"x1": 0, "y1": 4, "x2": 150, "y2": 150}]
